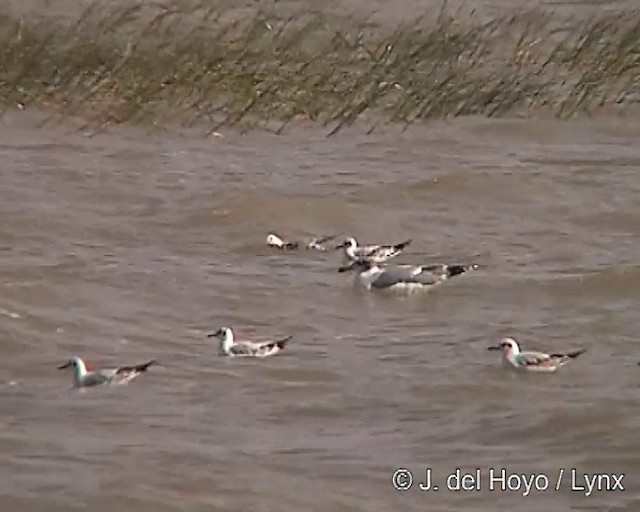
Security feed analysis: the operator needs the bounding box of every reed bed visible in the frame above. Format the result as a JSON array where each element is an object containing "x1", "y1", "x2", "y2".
[{"x1": 1, "y1": 0, "x2": 639, "y2": 135}]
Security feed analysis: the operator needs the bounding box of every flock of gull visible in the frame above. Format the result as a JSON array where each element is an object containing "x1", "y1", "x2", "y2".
[{"x1": 58, "y1": 232, "x2": 588, "y2": 388}]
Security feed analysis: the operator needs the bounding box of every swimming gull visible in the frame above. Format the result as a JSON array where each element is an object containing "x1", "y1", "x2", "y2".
[
  {"x1": 335, "y1": 236, "x2": 413, "y2": 264},
  {"x1": 487, "y1": 337, "x2": 586, "y2": 373},
  {"x1": 58, "y1": 356, "x2": 156, "y2": 387},
  {"x1": 208, "y1": 326, "x2": 292, "y2": 358},
  {"x1": 338, "y1": 260, "x2": 477, "y2": 292},
  {"x1": 266, "y1": 232, "x2": 337, "y2": 252}
]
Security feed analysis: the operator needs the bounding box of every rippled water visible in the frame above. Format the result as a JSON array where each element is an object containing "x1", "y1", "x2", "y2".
[{"x1": 1, "y1": 98, "x2": 640, "y2": 509}]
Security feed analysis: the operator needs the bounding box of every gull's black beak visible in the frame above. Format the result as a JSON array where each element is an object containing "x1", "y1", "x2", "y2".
[
  {"x1": 487, "y1": 345, "x2": 501, "y2": 351},
  {"x1": 58, "y1": 360, "x2": 71, "y2": 369},
  {"x1": 338, "y1": 264, "x2": 355, "y2": 273},
  {"x1": 206, "y1": 329, "x2": 221, "y2": 338},
  {"x1": 334, "y1": 243, "x2": 346, "y2": 250}
]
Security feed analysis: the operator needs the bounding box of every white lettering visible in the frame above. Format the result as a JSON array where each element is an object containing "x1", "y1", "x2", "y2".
[
  {"x1": 446, "y1": 468, "x2": 481, "y2": 491},
  {"x1": 571, "y1": 469, "x2": 625, "y2": 496},
  {"x1": 488, "y1": 469, "x2": 549, "y2": 496}
]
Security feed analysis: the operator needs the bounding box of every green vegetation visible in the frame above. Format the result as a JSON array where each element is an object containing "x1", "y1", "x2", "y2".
[{"x1": 1, "y1": 0, "x2": 639, "y2": 135}]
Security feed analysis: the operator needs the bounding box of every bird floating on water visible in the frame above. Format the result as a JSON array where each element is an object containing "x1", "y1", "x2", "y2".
[
  {"x1": 335, "y1": 236, "x2": 412, "y2": 264},
  {"x1": 338, "y1": 260, "x2": 477, "y2": 292},
  {"x1": 208, "y1": 327, "x2": 292, "y2": 358},
  {"x1": 266, "y1": 233, "x2": 337, "y2": 252},
  {"x1": 58, "y1": 356, "x2": 156, "y2": 387},
  {"x1": 487, "y1": 337, "x2": 586, "y2": 373}
]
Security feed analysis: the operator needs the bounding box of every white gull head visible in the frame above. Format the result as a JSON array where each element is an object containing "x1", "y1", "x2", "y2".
[
  {"x1": 58, "y1": 356, "x2": 88, "y2": 386},
  {"x1": 339, "y1": 236, "x2": 359, "y2": 258},
  {"x1": 266, "y1": 233, "x2": 284, "y2": 248},
  {"x1": 209, "y1": 326, "x2": 235, "y2": 355},
  {"x1": 487, "y1": 337, "x2": 521, "y2": 366}
]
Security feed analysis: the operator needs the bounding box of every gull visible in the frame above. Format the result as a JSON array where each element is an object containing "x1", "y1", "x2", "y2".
[
  {"x1": 58, "y1": 356, "x2": 156, "y2": 387},
  {"x1": 338, "y1": 260, "x2": 477, "y2": 292},
  {"x1": 208, "y1": 327, "x2": 292, "y2": 358},
  {"x1": 335, "y1": 236, "x2": 412, "y2": 264},
  {"x1": 266, "y1": 232, "x2": 338, "y2": 252},
  {"x1": 487, "y1": 337, "x2": 586, "y2": 373}
]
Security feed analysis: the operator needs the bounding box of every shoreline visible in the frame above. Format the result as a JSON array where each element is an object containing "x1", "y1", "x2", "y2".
[{"x1": 1, "y1": 1, "x2": 638, "y2": 136}]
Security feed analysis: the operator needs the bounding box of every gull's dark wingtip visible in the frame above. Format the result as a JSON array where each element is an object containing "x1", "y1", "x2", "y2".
[
  {"x1": 550, "y1": 348, "x2": 586, "y2": 359},
  {"x1": 446, "y1": 263, "x2": 479, "y2": 277},
  {"x1": 271, "y1": 335, "x2": 292, "y2": 350},
  {"x1": 115, "y1": 359, "x2": 157, "y2": 375},
  {"x1": 278, "y1": 335, "x2": 293, "y2": 348},
  {"x1": 565, "y1": 348, "x2": 586, "y2": 359},
  {"x1": 395, "y1": 239, "x2": 413, "y2": 250},
  {"x1": 137, "y1": 359, "x2": 157, "y2": 372}
]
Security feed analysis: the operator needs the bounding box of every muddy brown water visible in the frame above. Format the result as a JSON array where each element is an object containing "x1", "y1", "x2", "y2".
[{"x1": 1, "y1": 64, "x2": 640, "y2": 512}]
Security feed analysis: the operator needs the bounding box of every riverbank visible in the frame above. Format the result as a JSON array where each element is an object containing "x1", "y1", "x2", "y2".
[{"x1": 1, "y1": 0, "x2": 638, "y2": 135}]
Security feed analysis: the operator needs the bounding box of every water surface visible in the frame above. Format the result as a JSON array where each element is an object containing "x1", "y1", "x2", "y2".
[{"x1": 1, "y1": 45, "x2": 640, "y2": 512}]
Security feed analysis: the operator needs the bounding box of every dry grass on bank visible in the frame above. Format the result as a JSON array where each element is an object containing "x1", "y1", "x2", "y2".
[{"x1": 0, "y1": 0, "x2": 639, "y2": 135}]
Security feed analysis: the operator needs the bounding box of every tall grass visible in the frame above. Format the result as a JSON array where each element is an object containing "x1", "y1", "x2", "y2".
[{"x1": 0, "y1": 0, "x2": 639, "y2": 135}]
